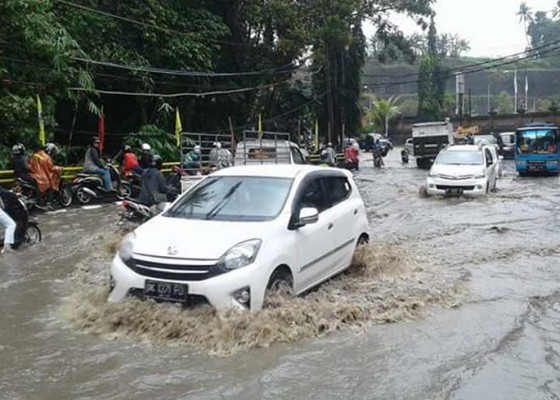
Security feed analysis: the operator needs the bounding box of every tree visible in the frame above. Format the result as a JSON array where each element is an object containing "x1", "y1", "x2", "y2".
[
  {"x1": 517, "y1": 2, "x2": 534, "y2": 46},
  {"x1": 368, "y1": 96, "x2": 400, "y2": 136},
  {"x1": 497, "y1": 91, "x2": 513, "y2": 114},
  {"x1": 417, "y1": 17, "x2": 447, "y2": 121}
]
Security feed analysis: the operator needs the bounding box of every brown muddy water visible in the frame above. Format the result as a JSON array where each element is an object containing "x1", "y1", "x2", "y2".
[{"x1": 2, "y1": 151, "x2": 560, "y2": 399}]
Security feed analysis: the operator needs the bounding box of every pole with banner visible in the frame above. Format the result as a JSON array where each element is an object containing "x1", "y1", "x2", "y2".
[
  {"x1": 98, "y1": 106, "x2": 105, "y2": 154},
  {"x1": 36, "y1": 95, "x2": 46, "y2": 146},
  {"x1": 175, "y1": 107, "x2": 182, "y2": 147}
]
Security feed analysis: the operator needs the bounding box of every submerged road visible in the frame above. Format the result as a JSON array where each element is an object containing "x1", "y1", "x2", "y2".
[{"x1": 1, "y1": 151, "x2": 560, "y2": 400}]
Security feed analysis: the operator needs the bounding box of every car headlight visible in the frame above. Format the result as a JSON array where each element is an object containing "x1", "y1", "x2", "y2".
[
  {"x1": 118, "y1": 232, "x2": 135, "y2": 261},
  {"x1": 218, "y1": 239, "x2": 261, "y2": 270},
  {"x1": 474, "y1": 173, "x2": 485, "y2": 179},
  {"x1": 429, "y1": 172, "x2": 438, "y2": 178}
]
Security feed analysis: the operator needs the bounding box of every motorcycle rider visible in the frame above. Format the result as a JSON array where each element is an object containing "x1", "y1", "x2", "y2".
[
  {"x1": 138, "y1": 143, "x2": 152, "y2": 169},
  {"x1": 83, "y1": 136, "x2": 113, "y2": 192},
  {"x1": 0, "y1": 188, "x2": 17, "y2": 254},
  {"x1": 210, "y1": 142, "x2": 233, "y2": 170},
  {"x1": 29, "y1": 142, "x2": 64, "y2": 203},
  {"x1": 372, "y1": 139, "x2": 385, "y2": 168},
  {"x1": 401, "y1": 148, "x2": 409, "y2": 164},
  {"x1": 138, "y1": 155, "x2": 172, "y2": 206},
  {"x1": 323, "y1": 142, "x2": 337, "y2": 167},
  {"x1": 11, "y1": 144, "x2": 34, "y2": 183},
  {"x1": 344, "y1": 142, "x2": 360, "y2": 170},
  {"x1": 183, "y1": 145, "x2": 202, "y2": 175},
  {"x1": 121, "y1": 145, "x2": 142, "y2": 175}
]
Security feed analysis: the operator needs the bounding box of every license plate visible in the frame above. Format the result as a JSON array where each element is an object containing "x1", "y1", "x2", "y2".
[
  {"x1": 528, "y1": 165, "x2": 544, "y2": 171},
  {"x1": 144, "y1": 280, "x2": 188, "y2": 303},
  {"x1": 446, "y1": 188, "x2": 463, "y2": 195}
]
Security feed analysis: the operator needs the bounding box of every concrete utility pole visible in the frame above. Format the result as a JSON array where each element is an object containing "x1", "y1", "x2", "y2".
[{"x1": 456, "y1": 73, "x2": 465, "y2": 126}]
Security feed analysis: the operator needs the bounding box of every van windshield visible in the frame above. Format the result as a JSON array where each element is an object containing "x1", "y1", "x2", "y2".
[{"x1": 165, "y1": 176, "x2": 293, "y2": 222}]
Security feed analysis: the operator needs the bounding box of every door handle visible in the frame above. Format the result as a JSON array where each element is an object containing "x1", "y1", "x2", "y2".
[
  {"x1": 353, "y1": 209, "x2": 358, "y2": 215},
  {"x1": 327, "y1": 223, "x2": 334, "y2": 230}
]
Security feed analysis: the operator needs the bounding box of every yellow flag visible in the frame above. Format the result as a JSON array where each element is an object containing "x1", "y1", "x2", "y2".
[
  {"x1": 258, "y1": 114, "x2": 263, "y2": 139},
  {"x1": 314, "y1": 119, "x2": 319, "y2": 150},
  {"x1": 37, "y1": 95, "x2": 46, "y2": 146},
  {"x1": 175, "y1": 107, "x2": 182, "y2": 147}
]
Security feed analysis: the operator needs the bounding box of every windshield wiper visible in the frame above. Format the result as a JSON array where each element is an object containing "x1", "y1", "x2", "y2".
[{"x1": 205, "y1": 181, "x2": 242, "y2": 220}]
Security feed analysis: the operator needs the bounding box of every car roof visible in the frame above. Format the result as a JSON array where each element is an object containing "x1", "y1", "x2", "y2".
[{"x1": 210, "y1": 164, "x2": 334, "y2": 179}]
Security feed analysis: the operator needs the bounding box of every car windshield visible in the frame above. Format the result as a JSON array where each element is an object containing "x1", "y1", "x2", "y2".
[
  {"x1": 436, "y1": 150, "x2": 483, "y2": 165},
  {"x1": 165, "y1": 176, "x2": 293, "y2": 222},
  {"x1": 516, "y1": 129, "x2": 558, "y2": 154}
]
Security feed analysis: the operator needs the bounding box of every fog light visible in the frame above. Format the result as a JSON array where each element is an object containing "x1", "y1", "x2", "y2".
[
  {"x1": 476, "y1": 185, "x2": 483, "y2": 190},
  {"x1": 233, "y1": 287, "x2": 251, "y2": 306},
  {"x1": 428, "y1": 184, "x2": 434, "y2": 188}
]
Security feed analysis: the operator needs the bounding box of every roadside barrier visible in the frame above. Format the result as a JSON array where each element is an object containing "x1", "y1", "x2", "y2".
[{"x1": 0, "y1": 155, "x2": 342, "y2": 186}]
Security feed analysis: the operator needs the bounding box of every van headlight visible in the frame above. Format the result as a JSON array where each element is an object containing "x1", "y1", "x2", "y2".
[
  {"x1": 118, "y1": 232, "x2": 135, "y2": 261},
  {"x1": 218, "y1": 239, "x2": 262, "y2": 270}
]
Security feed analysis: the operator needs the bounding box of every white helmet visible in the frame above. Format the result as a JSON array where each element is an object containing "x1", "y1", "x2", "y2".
[
  {"x1": 141, "y1": 143, "x2": 151, "y2": 151},
  {"x1": 45, "y1": 143, "x2": 59, "y2": 156}
]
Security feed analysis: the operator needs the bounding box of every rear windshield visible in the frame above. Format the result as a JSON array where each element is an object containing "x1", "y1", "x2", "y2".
[{"x1": 247, "y1": 148, "x2": 277, "y2": 160}]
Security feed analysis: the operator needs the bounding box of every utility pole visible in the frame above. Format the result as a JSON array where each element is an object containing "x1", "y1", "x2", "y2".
[
  {"x1": 325, "y1": 45, "x2": 335, "y2": 145},
  {"x1": 456, "y1": 73, "x2": 465, "y2": 126},
  {"x1": 468, "y1": 89, "x2": 472, "y2": 125}
]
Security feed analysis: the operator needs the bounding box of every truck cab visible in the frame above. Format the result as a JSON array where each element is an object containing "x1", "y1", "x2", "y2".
[{"x1": 412, "y1": 120, "x2": 455, "y2": 169}]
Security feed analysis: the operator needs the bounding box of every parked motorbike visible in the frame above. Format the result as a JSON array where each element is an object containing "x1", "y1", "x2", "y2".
[
  {"x1": 0, "y1": 191, "x2": 42, "y2": 249},
  {"x1": 373, "y1": 149, "x2": 383, "y2": 168},
  {"x1": 72, "y1": 160, "x2": 130, "y2": 205},
  {"x1": 12, "y1": 177, "x2": 73, "y2": 210}
]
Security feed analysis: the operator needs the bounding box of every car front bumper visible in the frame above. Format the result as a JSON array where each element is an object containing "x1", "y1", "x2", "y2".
[
  {"x1": 108, "y1": 254, "x2": 270, "y2": 311},
  {"x1": 426, "y1": 177, "x2": 488, "y2": 196}
]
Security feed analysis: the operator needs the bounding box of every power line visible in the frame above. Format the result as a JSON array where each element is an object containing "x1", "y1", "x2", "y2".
[
  {"x1": 72, "y1": 56, "x2": 315, "y2": 78},
  {"x1": 54, "y1": 0, "x2": 245, "y2": 47}
]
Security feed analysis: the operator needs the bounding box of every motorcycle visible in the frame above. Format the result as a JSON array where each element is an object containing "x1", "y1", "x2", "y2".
[
  {"x1": 121, "y1": 171, "x2": 142, "y2": 198},
  {"x1": 118, "y1": 199, "x2": 168, "y2": 226},
  {"x1": 12, "y1": 176, "x2": 73, "y2": 210},
  {"x1": 373, "y1": 148, "x2": 384, "y2": 168},
  {"x1": 0, "y1": 191, "x2": 42, "y2": 249},
  {"x1": 72, "y1": 160, "x2": 130, "y2": 205},
  {"x1": 401, "y1": 148, "x2": 409, "y2": 164}
]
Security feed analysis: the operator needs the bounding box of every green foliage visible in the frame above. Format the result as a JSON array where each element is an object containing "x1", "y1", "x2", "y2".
[
  {"x1": 123, "y1": 125, "x2": 180, "y2": 162},
  {"x1": 368, "y1": 96, "x2": 401, "y2": 135},
  {"x1": 497, "y1": 91, "x2": 513, "y2": 114}
]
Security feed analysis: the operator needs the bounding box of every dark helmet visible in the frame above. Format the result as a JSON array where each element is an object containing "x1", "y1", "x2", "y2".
[
  {"x1": 12, "y1": 143, "x2": 25, "y2": 155},
  {"x1": 320, "y1": 149, "x2": 329, "y2": 161},
  {"x1": 45, "y1": 143, "x2": 59, "y2": 156},
  {"x1": 150, "y1": 154, "x2": 163, "y2": 169}
]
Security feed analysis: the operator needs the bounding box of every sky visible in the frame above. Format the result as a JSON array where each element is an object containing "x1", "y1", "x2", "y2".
[{"x1": 364, "y1": 0, "x2": 558, "y2": 58}]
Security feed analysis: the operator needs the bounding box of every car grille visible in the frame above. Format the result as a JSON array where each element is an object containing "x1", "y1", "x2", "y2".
[
  {"x1": 125, "y1": 257, "x2": 218, "y2": 281},
  {"x1": 437, "y1": 174, "x2": 473, "y2": 180},
  {"x1": 436, "y1": 185, "x2": 475, "y2": 191}
]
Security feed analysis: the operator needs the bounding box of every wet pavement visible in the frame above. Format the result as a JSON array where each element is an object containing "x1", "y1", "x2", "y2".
[{"x1": 1, "y1": 150, "x2": 560, "y2": 400}]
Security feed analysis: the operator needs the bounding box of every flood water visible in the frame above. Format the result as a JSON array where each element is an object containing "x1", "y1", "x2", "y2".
[{"x1": 2, "y1": 151, "x2": 560, "y2": 399}]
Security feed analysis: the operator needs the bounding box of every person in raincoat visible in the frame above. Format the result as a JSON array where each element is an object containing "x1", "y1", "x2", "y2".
[
  {"x1": 182, "y1": 145, "x2": 202, "y2": 175},
  {"x1": 29, "y1": 143, "x2": 63, "y2": 200}
]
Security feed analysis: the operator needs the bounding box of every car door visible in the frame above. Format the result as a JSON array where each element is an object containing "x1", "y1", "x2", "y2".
[
  {"x1": 292, "y1": 177, "x2": 336, "y2": 293},
  {"x1": 320, "y1": 176, "x2": 356, "y2": 273}
]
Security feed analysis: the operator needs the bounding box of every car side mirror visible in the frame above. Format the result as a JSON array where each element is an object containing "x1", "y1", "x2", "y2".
[
  {"x1": 297, "y1": 207, "x2": 319, "y2": 227},
  {"x1": 162, "y1": 202, "x2": 172, "y2": 212},
  {"x1": 498, "y1": 155, "x2": 504, "y2": 161}
]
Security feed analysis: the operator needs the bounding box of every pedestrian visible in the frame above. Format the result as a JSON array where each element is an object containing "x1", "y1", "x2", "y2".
[{"x1": 83, "y1": 136, "x2": 113, "y2": 191}]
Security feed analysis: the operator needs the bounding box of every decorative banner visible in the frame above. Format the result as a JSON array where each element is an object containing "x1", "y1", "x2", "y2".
[
  {"x1": 98, "y1": 106, "x2": 105, "y2": 153},
  {"x1": 36, "y1": 95, "x2": 46, "y2": 146},
  {"x1": 175, "y1": 107, "x2": 182, "y2": 147}
]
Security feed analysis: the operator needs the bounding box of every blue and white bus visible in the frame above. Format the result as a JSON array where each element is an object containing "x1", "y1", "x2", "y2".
[{"x1": 515, "y1": 123, "x2": 560, "y2": 176}]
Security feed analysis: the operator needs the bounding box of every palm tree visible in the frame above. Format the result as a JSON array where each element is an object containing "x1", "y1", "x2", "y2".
[
  {"x1": 553, "y1": 0, "x2": 560, "y2": 19},
  {"x1": 368, "y1": 96, "x2": 401, "y2": 137},
  {"x1": 517, "y1": 2, "x2": 533, "y2": 46}
]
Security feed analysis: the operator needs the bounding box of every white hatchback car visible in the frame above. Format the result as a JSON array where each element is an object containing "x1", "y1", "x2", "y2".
[
  {"x1": 109, "y1": 165, "x2": 370, "y2": 311},
  {"x1": 426, "y1": 144, "x2": 499, "y2": 197}
]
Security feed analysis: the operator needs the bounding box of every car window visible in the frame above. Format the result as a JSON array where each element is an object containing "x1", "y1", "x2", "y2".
[
  {"x1": 299, "y1": 179, "x2": 327, "y2": 212},
  {"x1": 291, "y1": 146, "x2": 306, "y2": 164},
  {"x1": 322, "y1": 177, "x2": 351, "y2": 206}
]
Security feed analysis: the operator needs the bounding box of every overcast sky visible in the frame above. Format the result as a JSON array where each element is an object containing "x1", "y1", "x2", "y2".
[{"x1": 364, "y1": 0, "x2": 558, "y2": 58}]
